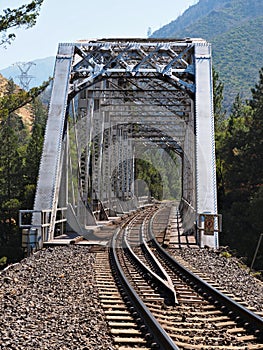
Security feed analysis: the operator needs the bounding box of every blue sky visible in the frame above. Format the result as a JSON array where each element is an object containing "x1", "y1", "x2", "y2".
[{"x1": 0, "y1": 0, "x2": 198, "y2": 69}]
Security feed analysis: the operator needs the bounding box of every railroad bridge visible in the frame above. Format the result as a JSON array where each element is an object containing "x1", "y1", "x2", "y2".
[{"x1": 20, "y1": 38, "x2": 219, "y2": 250}]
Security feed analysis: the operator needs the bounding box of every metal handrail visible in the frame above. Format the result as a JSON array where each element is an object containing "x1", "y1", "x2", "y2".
[{"x1": 19, "y1": 207, "x2": 67, "y2": 228}]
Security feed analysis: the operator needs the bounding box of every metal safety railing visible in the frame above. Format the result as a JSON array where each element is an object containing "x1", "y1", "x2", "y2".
[{"x1": 19, "y1": 207, "x2": 67, "y2": 251}]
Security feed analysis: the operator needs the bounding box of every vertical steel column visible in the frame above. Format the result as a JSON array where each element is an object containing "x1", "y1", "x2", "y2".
[
  {"x1": 32, "y1": 43, "x2": 74, "y2": 245},
  {"x1": 102, "y1": 114, "x2": 111, "y2": 201},
  {"x1": 195, "y1": 42, "x2": 218, "y2": 248},
  {"x1": 85, "y1": 94, "x2": 94, "y2": 204},
  {"x1": 127, "y1": 138, "x2": 133, "y2": 198},
  {"x1": 92, "y1": 112, "x2": 104, "y2": 201},
  {"x1": 59, "y1": 124, "x2": 69, "y2": 209},
  {"x1": 181, "y1": 120, "x2": 195, "y2": 232}
]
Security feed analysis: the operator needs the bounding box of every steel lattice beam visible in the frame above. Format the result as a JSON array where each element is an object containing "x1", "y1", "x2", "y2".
[{"x1": 27, "y1": 38, "x2": 218, "y2": 249}]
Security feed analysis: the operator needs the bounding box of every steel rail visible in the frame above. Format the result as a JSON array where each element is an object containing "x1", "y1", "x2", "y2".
[
  {"x1": 148, "y1": 214, "x2": 263, "y2": 339},
  {"x1": 123, "y1": 216, "x2": 177, "y2": 304},
  {"x1": 110, "y1": 221, "x2": 179, "y2": 350},
  {"x1": 139, "y1": 215, "x2": 178, "y2": 304},
  {"x1": 175, "y1": 209, "x2": 182, "y2": 248}
]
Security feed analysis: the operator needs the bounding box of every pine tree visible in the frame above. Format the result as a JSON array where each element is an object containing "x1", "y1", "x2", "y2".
[
  {"x1": 0, "y1": 81, "x2": 26, "y2": 243},
  {"x1": 246, "y1": 68, "x2": 263, "y2": 257},
  {"x1": 0, "y1": 1, "x2": 43, "y2": 46},
  {"x1": 246, "y1": 67, "x2": 263, "y2": 191},
  {"x1": 250, "y1": 67, "x2": 263, "y2": 110},
  {"x1": 213, "y1": 68, "x2": 226, "y2": 205},
  {"x1": 23, "y1": 98, "x2": 47, "y2": 208},
  {"x1": 0, "y1": 1, "x2": 45, "y2": 262},
  {"x1": 213, "y1": 68, "x2": 226, "y2": 132},
  {"x1": 218, "y1": 68, "x2": 263, "y2": 269}
]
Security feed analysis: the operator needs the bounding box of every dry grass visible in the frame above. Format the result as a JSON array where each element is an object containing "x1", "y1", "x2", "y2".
[{"x1": 0, "y1": 74, "x2": 33, "y2": 129}]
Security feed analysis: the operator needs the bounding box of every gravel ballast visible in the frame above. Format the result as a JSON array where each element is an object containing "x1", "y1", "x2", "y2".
[
  {"x1": 173, "y1": 247, "x2": 263, "y2": 312},
  {"x1": 0, "y1": 246, "x2": 115, "y2": 350},
  {"x1": 1, "y1": 244, "x2": 262, "y2": 350}
]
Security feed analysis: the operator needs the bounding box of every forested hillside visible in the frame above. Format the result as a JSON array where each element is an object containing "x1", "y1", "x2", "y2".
[
  {"x1": 152, "y1": 0, "x2": 263, "y2": 269},
  {"x1": 0, "y1": 56, "x2": 55, "y2": 90},
  {"x1": 152, "y1": 0, "x2": 263, "y2": 109},
  {"x1": 2, "y1": 0, "x2": 262, "y2": 110},
  {"x1": 213, "y1": 17, "x2": 263, "y2": 108},
  {"x1": 0, "y1": 0, "x2": 262, "y2": 273},
  {"x1": 0, "y1": 74, "x2": 48, "y2": 265},
  {"x1": 213, "y1": 67, "x2": 263, "y2": 271}
]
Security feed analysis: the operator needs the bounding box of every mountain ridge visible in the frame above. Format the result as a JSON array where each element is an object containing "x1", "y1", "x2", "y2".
[
  {"x1": 152, "y1": 0, "x2": 263, "y2": 108},
  {"x1": 0, "y1": 56, "x2": 55, "y2": 89},
  {"x1": 152, "y1": 0, "x2": 229, "y2": 39},
  {"x1": 1, "y1": 0, "x2": 262, "y2": 110}
]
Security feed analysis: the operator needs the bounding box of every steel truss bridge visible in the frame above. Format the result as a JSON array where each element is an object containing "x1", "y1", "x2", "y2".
[{"x1": 20, "y1": 38, "x2": 219, "y2": 250}]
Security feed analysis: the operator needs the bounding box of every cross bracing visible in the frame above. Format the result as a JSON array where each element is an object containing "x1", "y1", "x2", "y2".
[{"x1": 24, "y1": 38, "x2": 218, "y2": 250}]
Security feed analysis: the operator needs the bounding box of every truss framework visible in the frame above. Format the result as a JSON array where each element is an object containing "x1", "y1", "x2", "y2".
[{"x1": 30, "y1": 38, "x2": 218, "y2": 249}]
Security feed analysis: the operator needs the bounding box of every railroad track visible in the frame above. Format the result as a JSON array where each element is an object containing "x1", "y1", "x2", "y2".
[{"x1": 94, "y1": 204, "x2": 263, "y2": 349}]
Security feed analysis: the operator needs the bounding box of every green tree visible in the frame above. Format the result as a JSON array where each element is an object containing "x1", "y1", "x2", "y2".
[
  {"x1": 213, "y1": 68, "x2": 226, "y2": 132},
  {"x1": 0, "y1": 80, "x2": 26, "y2": 248},
  {"x1": 135, "y1": 148, "x2": 181, "y2": 201},
  {"x1": 0, "y1": 78, "x2": 48, "y2": 260},
  {"x1": 0, "y1": 1, "x2": 47, "y2": 265},
  {"x1": 246, "y1": 68, "x2": 263, "y2": 266},
  {"x1": 0, "y1": 78, "x2": 51, "y2": 114},
  {"x1": 217, "y1": 68, "x2": 263, "y2": 269},
  {"x1": 213, "y1": 68, "x2": 227, "y2": 206},
  {"x1": 250, "y1": 67, "x2": 263, "y2": 110},
  {"x1": 246, "y1": 67, "x2": 263, "y2": 191},
  {"x1": 0, "y1": 0, "x2": 44, "y2": 46},
  {"x1": 23, "y1": 98, "x2": 47, "y2": 208}
]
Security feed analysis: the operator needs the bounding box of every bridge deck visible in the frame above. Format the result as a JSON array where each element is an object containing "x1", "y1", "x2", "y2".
[{"x1": 43, "y1": 217, "x2": 122, "y2": 247}]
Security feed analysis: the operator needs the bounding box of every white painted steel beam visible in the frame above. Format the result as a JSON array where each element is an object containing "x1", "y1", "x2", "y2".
[
  {"x1": 194, "y1": 43, "x2": 218, "y2": 248},
  {"x1": 29, "y1": 38, "x2": 218, "y2": 249},
  {"x1": 32, "y1": 44, "x2": 74, "y2": 245}
]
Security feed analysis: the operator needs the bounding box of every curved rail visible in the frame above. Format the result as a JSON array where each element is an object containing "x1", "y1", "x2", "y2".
[
  {"x1": 139, "y1": 215, "x2": 178, "y2": 304},
  {"x1": 106, "y1": 205, "x2": 263, "y2": 348},
  {"x1": 123, "y1": 213, "x2": 177, "y2": 305},
  {"x1": 148, "y1": 213, "x2": 263, "y2": 339},
  {"x1": 110, "y1": 224, "x2": 179, "y2": 350}
]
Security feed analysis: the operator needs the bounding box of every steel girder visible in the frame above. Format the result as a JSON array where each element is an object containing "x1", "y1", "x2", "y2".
[{"x1": 31, "y1": 38, "x2": 218, "y2": 248}]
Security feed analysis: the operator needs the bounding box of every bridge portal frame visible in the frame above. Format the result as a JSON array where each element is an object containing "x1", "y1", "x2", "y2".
[{"x1": 26, "y1": 38, "x2": 218, "y2": 249}]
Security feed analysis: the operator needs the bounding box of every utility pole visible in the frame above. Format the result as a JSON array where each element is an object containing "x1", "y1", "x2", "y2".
[{"x1": 14, "y1": 61, "x2": 36, "y2": 90}]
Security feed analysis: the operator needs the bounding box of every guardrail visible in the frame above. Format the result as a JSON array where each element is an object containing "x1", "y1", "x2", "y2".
[
  {"x1": 19, "y1": 207, "x2": 67, "y2": 253},
  {"x1": 19, "y1": 196, "x2": 151, "y2": 253}
]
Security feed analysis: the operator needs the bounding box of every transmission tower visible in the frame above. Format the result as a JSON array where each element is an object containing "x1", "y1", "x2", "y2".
[{"x1": 14, "y1": 61, "x2": 36, "y2": 90}]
